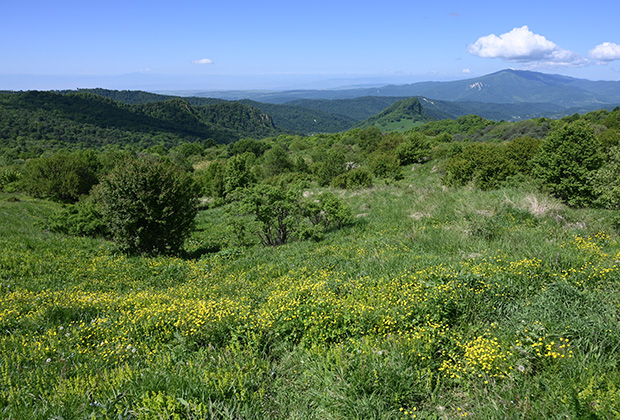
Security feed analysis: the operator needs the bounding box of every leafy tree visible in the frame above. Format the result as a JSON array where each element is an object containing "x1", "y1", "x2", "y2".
[
  {"x1": 532, "y1": 121, "x2": 602, "y2": 207},
  {"x1": 238, "y1": 184, "x2": 301, "y2": 246},
  {"x1": 93, "y1": 156, "x2": 199, "y2": 255}
]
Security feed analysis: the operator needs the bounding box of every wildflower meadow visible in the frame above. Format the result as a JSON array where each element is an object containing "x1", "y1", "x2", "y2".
[{"x1": 2, "y1": 164, "x2": 620, "y2": 419}]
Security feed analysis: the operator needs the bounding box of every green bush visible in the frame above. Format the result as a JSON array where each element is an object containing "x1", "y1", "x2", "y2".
[
  {"x1": 0, "y1": 168, "x2": 21, "y2": 192},
  {"x1": 48, "y1": 198, "x2": 108, "y2": 237},
  {"x1": 202, "y1": 159, "x2": 226, "y2": 198},
  {"x1": 442, "y1": 143, "x2": 517, "y2": 190},
  {"x1": 368, "y1": 152, "x2": 402, "y2": 180},
  {"x1": 236, "y1": 184, "x2": 303, "y2": 246},
  {"x1": 235, "y1": 184, "x2": 352, "y2": 246},
  {"x1": 330, "y1": 167, "x2": 373, "y2": 189},
  {"x1": 262, "y1": 144, "x2": 293, "y2": 177},
  {"x1": 224, "y1": 152, "x2": 256, "y2": 196},
  {"x1": 532, "y1": 121, "x2": 602, "y2": 207},
  {"x1": 395, "y1": 133, "x2": 431, "y2": 165},
  {"x1": 593, "y1": 145, "x2": 620, "y2": 209},
  {"x1": 442, "y1": 139, "x2": 541, "y2": 190},
  {"x1": 93, "y1": 156, "x2": 199, "y2": 255},
  {"x1": 20, "y1": 151, "x2": 99, "y2": 202},
  {"x1": 313, "y1": 149, "x2": 347, "y2": 186}
]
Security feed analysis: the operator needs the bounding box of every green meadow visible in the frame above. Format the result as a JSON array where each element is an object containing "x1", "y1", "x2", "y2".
[{"x1": 2, "y1": 162, "x2": 620, "y2": 419}]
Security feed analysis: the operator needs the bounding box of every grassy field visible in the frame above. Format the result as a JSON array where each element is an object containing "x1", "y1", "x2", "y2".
[{"x1": 1, "y1": 163, "x2": 620, "y2": 419}]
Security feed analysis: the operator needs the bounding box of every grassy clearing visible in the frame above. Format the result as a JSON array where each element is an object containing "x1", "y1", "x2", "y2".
[{"x1": 1, "y1": 165, "x2": 620, "y2": 419}]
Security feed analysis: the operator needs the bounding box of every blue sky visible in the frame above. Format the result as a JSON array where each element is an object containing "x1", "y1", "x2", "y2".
[{"x1": 2, "y1": 0, "x2": 620, "y2": 91}]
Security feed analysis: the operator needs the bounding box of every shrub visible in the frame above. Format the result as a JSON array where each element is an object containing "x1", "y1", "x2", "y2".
[
  {"x1": 224, "y1": 152, "x2": 256, "y2": 196},
  {"x1": 395, "y1": 133, "x2": 431, "y2": 165},
  {"x1": 330, "y1": 167, "x2": 373, "y2": 189},
  {"x1": 313, "y1": 149, "x2": 347, "y2": 186},
  {"x1": 368, "y1": 152, "x2": 402, "y2": 180},
  {"x1": 235, "y1": 184, "x2": 352, "y2": 246},
  {"x1": 93, "y1": 156, "x2": 199, "y2": 255},
  {"x1": 262, "y1": 145, "x2": 293, "y2": 177},
  {"x1": 236, "y1": 184, "x2": 302, "y2": 246},
  {"x1": 442, "y1": 143, "x2": 517, "y2": 190},
  {"x1": 20, "y1": 151, "x2": 99, "y2": 202},
  {"x1": 0, "y1": 168, "x2": 21, "y2": 192},
  {"x1": 48, "y1": 198, "x2": 108, "y2": 237},
  {"x1": 532, "y1": 121, "x2": 602, "y2": 207},
  {"x1": 593, "y1": 145, "x2": 620, "y2": 209},
  {"x1": 202, "y1": 159, "x2": 226, "y2": 198}
]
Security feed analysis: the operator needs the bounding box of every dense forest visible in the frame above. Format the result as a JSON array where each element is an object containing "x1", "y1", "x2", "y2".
[{"x1": 0, "y1": 91, "x2": 282, "y2": 161}]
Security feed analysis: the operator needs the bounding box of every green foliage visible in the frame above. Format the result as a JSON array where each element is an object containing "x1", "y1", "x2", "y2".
[
  {"x1": 313, "y1": 149, "x2": 347, "y2": 186},
  {"x1": 0, "y1": 167, "x2": 21, "y2": 192},
  {"x1": 93, "y1": 156, "x2": 199, "y2": 255},
  {"x1": 235, "y1": 184, "x2": 352, "y2": 246},
  {"x1": 593, "y1": 145, "x2": 620, "y2": 209},
  {"x1": 417, "y1": 114, "x2": 493, "y2": 137},
  {"x1": 0, "y1": 91, "x2": 288, "y2": 157},
  {"x1": 224, "y1": 153, "x2": 256, "y2": 195},
  {"x1": 331, "y1": 167, "x2": 373, "y2": 189},
  {"x1": 503, "y1": 136, "x2": 542, "y2": 174},
  {"x1": 48, "y1": 197, "x2": 108, "y2": 237},
  {"x1": 369, "y1": 152, "x2": 403, "y2": 180},
  {"x1": 235, "y1": 184, "x2": 303, "y2": 246},
  {"x1": 262, "y1": 145, "x2": 293, "y2": 177},
  {"x1": 202, "y1": 159, "x2": 227, "y2": 198},
  {"x1": 395, "y1": 132, "x2": 432, "y2": 165},
  {"x1": 443, "y1": 137, "x2": 541, "y2": 190},
  {"x1": 598, "y1": 128, "x2": 620, "y2": 152},
  {"x1": 228, "y1": 137, "x2": 269, "y2": 157},
  {"x1": 20, "y1": 150, "x2": 99, "y2": 202},
  {"x1": 533, "y1": 121, "x2": 603, "y2": 207}
]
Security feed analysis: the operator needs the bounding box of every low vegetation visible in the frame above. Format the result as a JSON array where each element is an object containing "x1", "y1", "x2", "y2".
[{"x1": 1, "y1": 97, "x2": 620, "y2": 419}]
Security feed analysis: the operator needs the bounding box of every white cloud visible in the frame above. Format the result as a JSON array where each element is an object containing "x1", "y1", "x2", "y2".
[
  {"x1": 589, "y1": 42, "x2": 620, "y2": 62},
  {"x1": 467, "y1": 26, "x2": 586, "y2": 67},
  {"x1": 462, "y1": 68, "x2": 472, "y2": 74},
  {"x1": 192, "y1": 58, "x2": 213, "y2": 65}
]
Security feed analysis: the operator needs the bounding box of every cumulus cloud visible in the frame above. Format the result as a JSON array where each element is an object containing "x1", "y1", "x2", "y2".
[
  {"x1": 467, "y1": 26, "x2": 587, "y2": 67},
  {"x1": 589, "y1": 42, "x2": 620, "y2": 62},
  {"x1": 192, "y1": 58, "x2": 213, "y2": 65},
  {"x1": 462, "y1": 68, "x2": 472, "y2": 74}
]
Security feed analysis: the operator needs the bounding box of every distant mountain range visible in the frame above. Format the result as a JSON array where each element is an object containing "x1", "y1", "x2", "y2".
[{"x1": 181, "y1": 69, "x2": 620, "y2": 109}]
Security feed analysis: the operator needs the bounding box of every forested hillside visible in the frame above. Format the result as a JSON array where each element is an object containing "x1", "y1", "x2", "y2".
[{"x1": 0, "y1": 91, "x2": 282, "y2": 160}]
